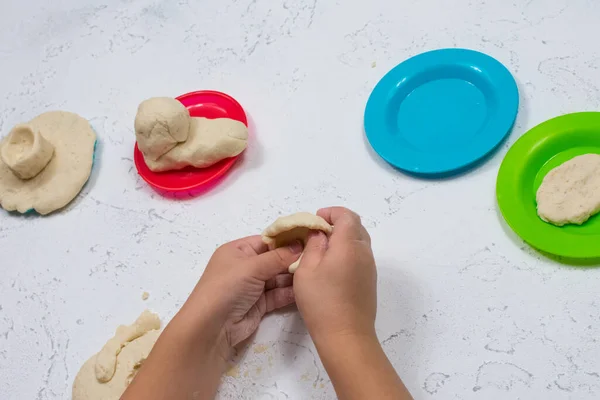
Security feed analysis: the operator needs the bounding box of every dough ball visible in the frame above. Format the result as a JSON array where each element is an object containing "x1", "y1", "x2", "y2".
[
  {"x1": 0, "y1": 123, "x2": 54, "y2": 180},
  {"x1": 135, "y1": 97, "x2": 190, "y2": 161},
  {"x1": 536, "y1": 153, "x2": 600, "y2": 226},
  {"x1": 262, "y1": 212, "x2": 333, "y2": 273},
  {"x1": 145, "y1": 117, "x2": 248, "y2": 172}
]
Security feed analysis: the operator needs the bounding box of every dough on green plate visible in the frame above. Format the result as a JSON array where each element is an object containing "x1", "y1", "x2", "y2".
[{"x1": 536, "y1": 153, "x2": 600, "y2": 226}]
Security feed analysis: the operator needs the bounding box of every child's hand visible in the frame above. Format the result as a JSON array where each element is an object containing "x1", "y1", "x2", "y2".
[
  {"x1": 293, "y1": 207, "x2": 377, "y2": 343},
  {"x1": 179, "y1": 235, "x2": 301, "y2": 359}
]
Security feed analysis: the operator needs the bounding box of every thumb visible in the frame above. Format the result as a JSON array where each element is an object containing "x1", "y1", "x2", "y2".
[
  {"x1": 251, "y1": 241, "x2": 303, "y2": 280},
  {"x1": 299, "y1": 231, "x2": 328, "y2": 271}
]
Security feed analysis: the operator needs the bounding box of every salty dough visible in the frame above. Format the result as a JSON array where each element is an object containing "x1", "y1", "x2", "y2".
[
  {"x1": 72, "y1": 311, "x2": 161, "y2": 400},
  {"x1": 134, "y1": 97, "x2": 190, "y2": 161},
  {"x1": 72, "y1": 330, "x2": 160, "y2": 400},
  {"x1": 0, "y1": 111, "x2": 96, "y2": 214},
  {"x1": 0, "y1": 124, "x2": 54, "y2": 179},
  {"x1": 262, "y1": 212, "x2": 333, "y2": 273},
  {"x1": 134, "y1": 97, "x2": 248, "y2": 172},
  {"x1": 144, "y1": 117, "x2": 248, "y2": 172},
  {"x1": 95, "y1": 310, "x2": 160, "y2": 382},
  {"x1": 536, "y1": 153, "x2": 600, "y2": 226}
]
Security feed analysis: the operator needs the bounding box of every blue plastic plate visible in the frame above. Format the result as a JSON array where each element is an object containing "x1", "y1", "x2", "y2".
[{"x1": 364, "y1": 48, "x2": 519, "y2": 176}]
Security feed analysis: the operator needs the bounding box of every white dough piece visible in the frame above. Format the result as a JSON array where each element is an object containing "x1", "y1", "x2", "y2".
[
  {"x1": 0, "y1": 111, "x2": 96, "y2": 215},
  {"x1": 262, "y1": 212, "x2": 333, "y2": 273},
  {"x1": 536, "y1": 153, "x2": 600, "y2": 226},
  {"x1": 0, "y1": 124, "x2": 54, "y2": 179},
  {"x1": 72, "y1": 330, "x2": 160, "y2": 400},
  {"x1": 95, "y1": 310, "x2": 161, "y2": 382},
  {"x1": 135, "y1": 97, "x2": 190, "y2": 161},
  {"x1": 144, "y1": 117, "x2": 248, "y2": 172},
  {"x1": 72, "y1": 311, "x2": 161, "y2": 400}
]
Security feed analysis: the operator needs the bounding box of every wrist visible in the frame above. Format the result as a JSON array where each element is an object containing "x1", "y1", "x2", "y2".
[
  {"x1": 308, "y1": 319, "x2": 377, "y2": 348},
  {"x1": 312, "y1": 326, "x2": 379, "y2": 361},
  {"x1": 312, "y1": 330, "x2": 411, "y2": 400},
  {"x1": 169, "y1": 303, "x2": 229, "y2": 370}
]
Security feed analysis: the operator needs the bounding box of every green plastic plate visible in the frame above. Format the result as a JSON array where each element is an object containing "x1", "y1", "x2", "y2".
[{"x1": 497, "y1": 112, "x2": 600, "y2": 259}]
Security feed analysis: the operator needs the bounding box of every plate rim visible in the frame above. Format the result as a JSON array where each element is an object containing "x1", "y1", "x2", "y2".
[
  {"x1": 364, "y1": 48, "x2": 519, "y2": 175},
  {"x1": 496, "y1": 111, "x2": 600, "y2": 259}
]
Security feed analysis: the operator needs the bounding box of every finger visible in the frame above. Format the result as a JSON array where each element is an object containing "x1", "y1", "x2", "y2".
[
  {"x1": 299, "y1": 230, "x2": 328, "y2": 270},
  {"x1": 265, "y1": 273, "x2": 294, "y2": 290},
  {"x1": 361, "y1": 225, "x2": 372, "y2": 244},
  {"x1": 264, "y1": 287, "x2": 295, "y2": 313},
  {"x1": 317, "y1": 207, "x2": 365, "y2": 240},
  {"x1": 317, "y1": 206, "x2": 359, "y2": 223},
  {"x1": 229, "y1": 235, "x2": 269, "y2": 257},
  {"x1": 250, "y1": 241, "x2": 303, "y2": 280}
]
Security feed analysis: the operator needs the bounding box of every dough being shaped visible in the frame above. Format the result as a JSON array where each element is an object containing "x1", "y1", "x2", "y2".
[
  {"x1": 262, "y1": 212, "x2": 333, "y2": 273},
  {"x1": 536, "y1": 153, "x2": 600, "y2": 226},
  {"x1": 135, "y1": 97, "x2": 190, "y2": 161},
  {"x1": 95, "y1": 310, "x2": 160, "y2": 382},
  {"x1": 0, "y1": 111, "x2": 96, "y2": 214},
  {"x1": 72, "y1": 311, "x2": 161, "y2": 400},
  {"x1": 143, "y1": 117, "x2": 248, "y2": 172}
]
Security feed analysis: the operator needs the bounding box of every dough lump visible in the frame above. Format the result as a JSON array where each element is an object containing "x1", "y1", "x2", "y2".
[
  {"x1": 72, "y1": 311, "x2": 161, "y2": 400},
  {"x1": 134, "y1": 97, "x2": 248, "y2": 172},
  {"x1": 0, "y1": 124, "x2": 54, "y2": 179},
  {"x1": 144, "y1": 117, "x2": 248, "y2": 172},
  {"x1": 536, "y1": 153, "x2": 600, "y2": 226},
  {"x1": 0, "y1": 111, "x2": 96, "y2": 214},
  {"x1": 135, "y1": 97, "x2": 190, "y2": 161},
  {"x1": 95, "y1": 310, "x2": 160, "y2": 382},
  {"x1": 262, "y1": 212, "x2": 333, "y2": 273}
]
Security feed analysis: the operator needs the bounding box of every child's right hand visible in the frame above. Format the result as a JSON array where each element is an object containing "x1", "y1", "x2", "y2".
[{"x1": 293, "y1": 206, "x2": 378, "y2": 343}]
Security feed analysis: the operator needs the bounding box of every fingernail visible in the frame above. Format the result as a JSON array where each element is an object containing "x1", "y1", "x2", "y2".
[{"x1": 288, "y1": 240, "x2": 303, "y2": 254}]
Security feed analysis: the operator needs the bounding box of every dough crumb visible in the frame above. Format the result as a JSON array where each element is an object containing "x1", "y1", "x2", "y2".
[
  {"x1": 253, "y1": 344, "x2": 269, "y2": 353},
  {"x1": 141, "y1": 291, "x2": 149, "y2": 301},
  {"x1": 225, "y1": 365, "x2": 240, "y2": 378},
  {"x1": 371, "y1": 61, "x2": 377, "y2": 68}
]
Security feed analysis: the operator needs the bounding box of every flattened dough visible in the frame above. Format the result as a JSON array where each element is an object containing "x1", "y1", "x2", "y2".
[
  {"x1": 536, "y1": 153, "x2": 600, "y2": 226},
  {"x1": 262, "y1": 212, "x2": 333, "y2": 273},
  {"x1": 73, "y1": 330, "x2": 160, "y2": 400},
  {"x1": 72, "y1": 311, "x2": 161, "y2": 400},
  {"x1": 95, "y1": 310, "x2": 160, "y2": 382},
  {"x1": 0, "y1": 111, "x2": 96, "y2": 214},
  {"x1": 144, "y1": 117, "x2": 248, "y2": 172}
]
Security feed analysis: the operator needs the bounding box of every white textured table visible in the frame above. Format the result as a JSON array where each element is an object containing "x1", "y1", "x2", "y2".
[{"x1": 1, "y1": 1, "x2": 599, "y2": 399}]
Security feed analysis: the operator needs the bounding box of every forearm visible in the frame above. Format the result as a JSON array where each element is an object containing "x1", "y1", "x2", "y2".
[
  {"x1": 122, "y1": 307, "x2": 227, "y2": 400},
  {"x1": 314, "y1": 331, "x2": 413, "y2": 400}
]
